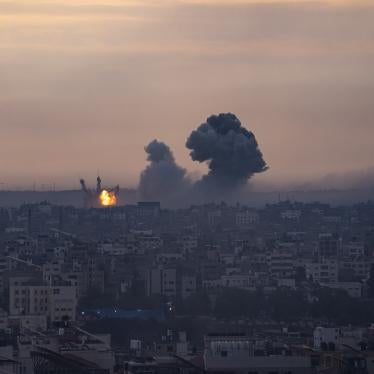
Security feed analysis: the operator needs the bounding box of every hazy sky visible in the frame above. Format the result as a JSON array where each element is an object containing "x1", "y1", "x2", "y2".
[{"x1": 1, "y1": 0, "x2": 373, "y2": 190}]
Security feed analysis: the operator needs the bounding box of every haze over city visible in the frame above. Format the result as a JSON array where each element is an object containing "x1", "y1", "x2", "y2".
[
  {"x1": 3, "y1": 2, "x2": 374, "y2": 374},
  {"x1": 1, "y1": 0, "x2": 374, "y2": 191}
]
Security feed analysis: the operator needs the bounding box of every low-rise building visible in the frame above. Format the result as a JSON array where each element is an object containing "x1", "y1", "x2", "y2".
[
  {"x1": 204, "y1": 333, "x2": 312, "y2": 374},
  {"x1": 306, "y1": 260, "x2": 338, "y2": 284},
  {"x1": 320, "y1": 281, "x2": 362, "y2": 298}
]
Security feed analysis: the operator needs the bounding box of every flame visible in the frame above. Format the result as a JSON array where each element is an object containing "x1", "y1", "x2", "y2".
[{"x1": 99, "y1": 189, "x2": 117, "y2": 206}]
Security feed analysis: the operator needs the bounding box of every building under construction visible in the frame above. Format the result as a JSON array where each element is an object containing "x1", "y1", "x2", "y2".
[{"x1": 80, "y1": 176, "x2": 119, "y2": 208}]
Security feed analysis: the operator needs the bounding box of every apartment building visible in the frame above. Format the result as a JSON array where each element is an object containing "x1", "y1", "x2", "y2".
[{"x1": 9, "y1": 275, "x2": 77, "y2": 322}]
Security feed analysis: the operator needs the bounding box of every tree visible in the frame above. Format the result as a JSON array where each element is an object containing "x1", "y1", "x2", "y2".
[
  {"x1": 182, "y1": 291, "x2": 211, "y2": 316},
  {"x1": 266, "y1": 289, "x2": 307, "y2": 322},
  {"x1": 214, "y1": 288, "x2": 262, "y2": 319}
]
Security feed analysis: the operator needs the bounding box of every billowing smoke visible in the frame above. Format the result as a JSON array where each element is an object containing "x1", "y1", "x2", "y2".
[
  {"x1": 138, "y1": 139, "x2": 189, "y2": 202},
  {"x1": 138, "y1": 113, "x2": 268, "y2": 205},
  {"x1": 186, "y1": 113, "x2": 268, "y2": 193}
]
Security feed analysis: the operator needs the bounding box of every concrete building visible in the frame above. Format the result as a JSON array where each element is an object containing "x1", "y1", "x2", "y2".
[
  {"x1": 320, "y1": 281, "x2": 362, "y2": 298},
  {"x1": 146, "y1": 267, "x2": 177, "y2": 298},
  {"x1": 204, "y1": 334, "x2": 312, "y2": 374},
  {"x1": 49, "y1": 285, "x2": 77, "y2": 323},
  {"x1": 161, "y1": 268, "x2": 177, "y2": 297},
  {"x1": 220, "y1": 275, "x2": 253, "y2": 289},
  {"x1": 235, "y1": 210, "x2": 259, "y2": 227},
  {"x1": 181, "y1": 275, "x2": 197, "y2": 299},
  {"x1": 340, "y1": 257, "x2": 372, "y2": 279},
  {"x1": 306, "y1": 260, "x2": 338, "y2": 284},
  {"x1": 318, "y1": 233, "x2": 340, "y2": 258},
  {"x1": 8, "y1": 314, "x2": 47, "y2": 331},
  {"x1": 180, "y1": 235, "x2": 198, "y2": 254},
  {"x1": 269, "y1": 252, "x2": 294, "y2": 278},
  {"x1": 281, "y1": 210, "x2": 301, "y2": 220},
  {"x1": 9, "y1": 278, "x2": 77, "y2": 323},
  {"x1": 314, "y1": 327, "x2": 339, "y2": 350}
]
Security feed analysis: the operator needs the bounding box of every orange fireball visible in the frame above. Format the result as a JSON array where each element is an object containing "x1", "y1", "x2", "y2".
[{"x1": 99, "y1": 189, "x2": 117, "y2": 206}]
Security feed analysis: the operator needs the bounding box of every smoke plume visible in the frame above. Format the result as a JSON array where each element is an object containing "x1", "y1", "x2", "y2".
[
  {"x1": 186, "y1": 113, "x2": 268, "y2": 194},
  {"x1": 138, "y1": 113, "x2": 268, "y2": 205},
  {"x1": 138, "y1": 140, "x2": 189, "y2": 202}
]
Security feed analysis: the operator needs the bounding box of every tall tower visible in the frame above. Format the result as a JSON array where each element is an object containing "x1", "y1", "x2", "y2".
[{"x1": 96, "y1": 176, "x2": 102, "y2": 193}]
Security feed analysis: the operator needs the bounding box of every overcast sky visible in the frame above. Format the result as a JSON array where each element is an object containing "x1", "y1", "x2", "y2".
[{"x1": 1, "y1": 0, "x2": 373, "y2": 190}]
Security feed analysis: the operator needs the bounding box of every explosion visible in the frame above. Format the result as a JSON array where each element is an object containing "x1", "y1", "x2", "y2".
[
  {"x1": 80, "y1": 176, "x2": 119, "y2": 208},
  {"x1": 139, "y1": 113, "x2": 268, "y2": 203},
  {"x1": 100, "y1": 189, "x2": 117, "y2": 206}
]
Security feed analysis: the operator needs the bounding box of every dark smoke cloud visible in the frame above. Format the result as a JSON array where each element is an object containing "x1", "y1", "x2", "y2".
[
  {"x1": 144, "y1": 140, "x2": 174, "y2": 163},
  {"x1": 186, "y1": 113, "x2": 268, "y2": 193},
  {"x1": 138, "y1": 114, "x2": 268, "y2": 205},
  {"x1": 138, "y1": 139, "x2": 189, "y2": 202}
]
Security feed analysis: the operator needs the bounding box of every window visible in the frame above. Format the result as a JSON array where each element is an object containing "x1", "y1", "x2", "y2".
[{"x1": 53, "y1": 289, "x2": 60, "y2": 295}]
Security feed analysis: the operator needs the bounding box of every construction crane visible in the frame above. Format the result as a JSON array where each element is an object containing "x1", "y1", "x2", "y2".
[
  {"x1": 96, "y1": 176, "x2": 102, "y2": 193},
  {"x1": 80, "y1": 176, "x2": 119, "y2": 208}
]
